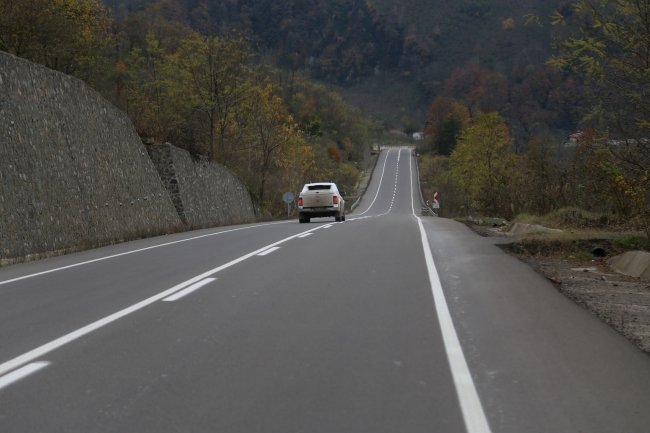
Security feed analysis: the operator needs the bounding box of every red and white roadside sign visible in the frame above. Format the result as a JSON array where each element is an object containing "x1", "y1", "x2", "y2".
[{"x1": 432, "y1": 191, "x2": 440, "y2": 208}]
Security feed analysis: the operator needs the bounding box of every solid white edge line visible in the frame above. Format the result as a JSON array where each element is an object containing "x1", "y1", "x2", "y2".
[
  {"x1": 0, "y1": 361, "x2": 50, "y2": 390},
  {"x1": 0, "y1": 221, "x2": 293, "y2": 287},
  {"x1": 409, "y1": 149, "x2": 492, "y2": 433},
  {"x1": 257, "y1": 246, "x2": 280, "y2": 256},
  {"x1": 0, "y1": 224, "x2": 327, "y2": 377},
  {"x1": 162, "y1": 278, "x2": 217, "y2": 302},
  {"x1": 355, "y1": 149, "x2": 391, "y2": 216},
  {"x1": 297, "y1": 233, "x2": 313, "y2": 238}
]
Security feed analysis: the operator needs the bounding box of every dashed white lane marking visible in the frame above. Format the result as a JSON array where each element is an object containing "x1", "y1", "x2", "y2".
[
  {"x1": 348, "y1": 216, "x2": 372, "y2": 221},
  {"x1": 0, "y1": 362, "x2": 50, "y2": 390},
  {"x1": 0, "y1": 224, "x2": 328, "y2": 378},
  {"x1": 350, "y1": 147, "x2": 404, "y2": 221},
  {"x1": 162, "y1": 278, "x2": 217, "y2": 301},
  {"x1": 409, "y1": 150, "x2": 492, "y2": 433},
  {"x1": 0, "y1": 220, "x2": 294, "y2": 287},
  {"x1": 355, "y1": 150, "x2": 391, "y2": 216},
  {"x1": 297, "y1": 233, "x2": 312, "y2": 238},
  {"x1": 257, "y1": 246, "x2": 280, "y2": 256}
]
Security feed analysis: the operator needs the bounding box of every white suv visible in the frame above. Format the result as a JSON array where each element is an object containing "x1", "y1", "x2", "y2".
[{"x1": 297, "y1": 183, "x2": 346, "y2": 223}]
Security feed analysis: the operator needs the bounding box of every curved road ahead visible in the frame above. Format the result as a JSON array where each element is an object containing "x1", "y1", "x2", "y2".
[{"x1": 1, "y1": 148, "x2": 650, "y2": 432}]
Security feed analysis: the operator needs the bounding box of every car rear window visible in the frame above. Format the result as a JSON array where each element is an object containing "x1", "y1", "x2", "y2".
[{"x1": 307, "y1": 184, "x2": 331, "y2": 190}]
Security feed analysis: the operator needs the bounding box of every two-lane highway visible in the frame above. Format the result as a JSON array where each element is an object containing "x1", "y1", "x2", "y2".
[{"x1": 2, "y1": 148, "x2": 650, "y2": 432}]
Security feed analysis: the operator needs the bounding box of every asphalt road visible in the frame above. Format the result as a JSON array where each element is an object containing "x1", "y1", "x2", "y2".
[{"x1": 2, "y1": 148, "x2": 650, "y2": 432}]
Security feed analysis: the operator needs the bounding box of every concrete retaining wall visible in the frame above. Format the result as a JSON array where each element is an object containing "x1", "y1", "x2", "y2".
[
  {"x1": 146, "y1": 144, "x2": 257, "y2": 227},
  {"x1": 0, "y1": 51, "x2": 183, "y2": 258},
  {"x1": 608, "y1": 251, "x2": 650, "y2": 279},
  {"x1": 0, "y1": 51, "x2": 258, "y2": 259}
]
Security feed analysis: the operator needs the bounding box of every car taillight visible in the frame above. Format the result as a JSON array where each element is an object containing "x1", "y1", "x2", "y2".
[
  {"x1": 333, "y1": 196, "x2": 338, "y2": 204},
  {"x1": 298, "y1": 197, "x2": 303, "y2": 206}
]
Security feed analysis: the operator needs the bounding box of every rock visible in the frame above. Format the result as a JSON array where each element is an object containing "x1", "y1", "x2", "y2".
[{"x1": 548, "y1": 277, "x2": 562, "y2": 285}]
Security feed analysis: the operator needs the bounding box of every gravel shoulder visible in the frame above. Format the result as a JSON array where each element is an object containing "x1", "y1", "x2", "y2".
[
  {"x1": 521, "y1": 257, "x2": 650, "y2": 354},
  {"x1": 465, "y1": 223, "x2": 650, "y2": 355}
]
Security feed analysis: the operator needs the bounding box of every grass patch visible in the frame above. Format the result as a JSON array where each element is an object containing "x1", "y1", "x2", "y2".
[
  {"x1": 500, "y1": 233, "x2": 650, "y2": 262},
  {"x1": 500, "y1": 237, "x2": 613, "y2": 261},
  {"x1": 613, "y1": 235, "x2": 650, "y2": 252},
  {"x1": 513, "y1": 207, "x2": 644, "y2": 232},
  {"x1": 574, "y1": 252, "x2": 594, "y2": 261}
]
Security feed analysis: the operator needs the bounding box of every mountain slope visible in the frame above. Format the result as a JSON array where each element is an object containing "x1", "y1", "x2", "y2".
[{"x1": 104, "y1": 0, "x2": 566, "y2": 125}]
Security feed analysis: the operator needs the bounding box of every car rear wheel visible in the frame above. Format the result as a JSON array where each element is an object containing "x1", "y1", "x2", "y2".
[{"x1": 335, "y1": 212, "x2": 342, "y2": 222}]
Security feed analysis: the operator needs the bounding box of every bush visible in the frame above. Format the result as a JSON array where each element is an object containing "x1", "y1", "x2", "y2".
[
  {"x1": 574, "y1": 252, "x2": 594, "y2": 261},
  {"x1": 614, "y1": 236, "x2": 650, "y2": 252},
  {"x1": 513, "y1": 208, "x2": 624, "y2": 230}
]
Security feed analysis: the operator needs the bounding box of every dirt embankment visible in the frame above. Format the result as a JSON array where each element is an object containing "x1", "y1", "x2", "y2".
[{"x1": 465, "y1": 222, "x2": 650, "y2": 355}]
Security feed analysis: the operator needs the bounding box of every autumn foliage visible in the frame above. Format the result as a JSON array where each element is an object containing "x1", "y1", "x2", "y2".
[
  {"x1": 0, "y1": 0, "x2": 110, "y2": 78},
  {"x1": 327, "y1": 145, "x2": 342, "y2": 163},
  {"x1": 0, "y1": 0, "x2": 376, "y2": 217}
]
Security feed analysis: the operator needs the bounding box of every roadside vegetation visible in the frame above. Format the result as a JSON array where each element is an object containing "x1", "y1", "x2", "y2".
[
  {"x1": 0, "y1": 0, "x2": 382, "y2": 217},
  {"x1": 3, "y1": 0, "x2": 650, "y2": 243},
  {"x1": 417, "y1": 0, "x2": 650, "y2": 250}
]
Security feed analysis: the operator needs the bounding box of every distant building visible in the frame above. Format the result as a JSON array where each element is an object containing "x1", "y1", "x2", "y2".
[
  {"x1": 413, "y1": 132, "x2": 425, "y2": 140},
  {"x1": 564, "y1": 132, "x2": 648, "y2": 147},
  {"x1": 569, "y1": 131, "x2": 584, "y2": 142}
]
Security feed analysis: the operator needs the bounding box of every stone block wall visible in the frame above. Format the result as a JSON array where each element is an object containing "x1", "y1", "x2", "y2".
[
  {"x1": 0, "y1": 52, "x2": 184, "y2": 258},
  {"x1": 146, "y1": 144, "x2": 257, "y2": 228}
]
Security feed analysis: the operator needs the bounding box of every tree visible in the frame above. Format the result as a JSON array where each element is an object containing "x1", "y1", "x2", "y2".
[
  {"x1": 450, "y1": 112, "x2": 518, "y2": 216},
  {"x1": 327, "y1": 145, "x2": 342, "y2": 162},
  {"x1": 437, "y1": 114, "x2": 463, "y2": 156},
  {"x1": 521, "y1": 137, "x2": 570, "y2": 214},
  {"x1": 544, "y1": 0, "x2": 650, "y2": 230},
  {"x1": 0, "y1": 0, "x2": 110, "y2": 79},
  {"x1": 247, "y1": 85, "x2": 304, "y2": 204},
  {"x1": 176, "y1": 34, "x2": 256, "y2": 162},
  {"x1": 548, "y1": 0, "x2": 650, "y2": 170},
  {"x1": 401, "y1": 116, "x2": 418, "y2": 136},
  {"x1": 419, "y1": 154, "x2": 469, "y2": 218},
  {"x1": 425, "y1": 98, "x2": 470, "y2": 155},
  {"x1": 425, "y1": 97, "x2": 452, "y2": 152},
  {"x1": 122, "y1": 33, "x2": 185, "y2": 142},
  {"x1": 572, "y1": 131, "x2": 650, "y2": 235},
  {"x1": 275, "y1": 140, "x2": 316, "y2": 207}
]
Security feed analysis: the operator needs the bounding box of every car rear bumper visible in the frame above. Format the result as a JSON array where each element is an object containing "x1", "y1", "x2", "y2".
[{"x1": 299, "y1": 207, "x2": 341, "y2": 217}]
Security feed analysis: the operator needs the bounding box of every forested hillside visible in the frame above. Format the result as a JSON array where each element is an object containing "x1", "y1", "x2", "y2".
[
  {"x1": 0, "y1": 0, "x2": 382, "y2": 217},
  {"x1": 4, "y1": 0, "x2": 650, "y2": 235},
  {"x1": 102, "y1": 0, "x2": 565, "y2": 125}
]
